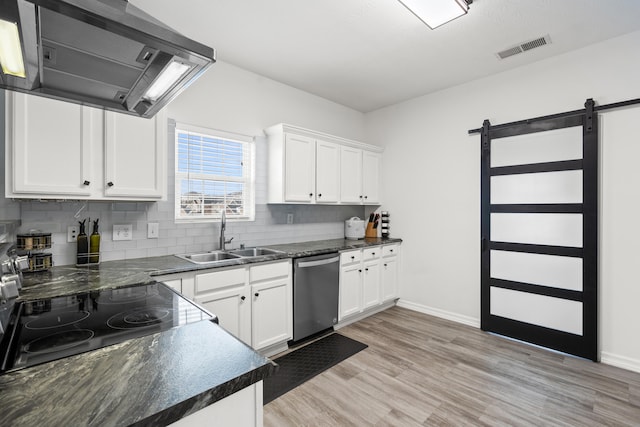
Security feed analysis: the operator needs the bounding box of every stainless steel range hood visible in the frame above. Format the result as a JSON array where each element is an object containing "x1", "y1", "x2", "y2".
[{"x1": 0, "y1": 0, "x2": 215, "y2": 118}]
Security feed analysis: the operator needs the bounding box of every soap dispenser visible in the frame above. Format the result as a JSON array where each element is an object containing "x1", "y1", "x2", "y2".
[
  {"x1": 77, "y1": 219, "x2": 88, "y2": 265},
  {"x1": 89, "y1": 218, "x2": 100, "y2": 264}
]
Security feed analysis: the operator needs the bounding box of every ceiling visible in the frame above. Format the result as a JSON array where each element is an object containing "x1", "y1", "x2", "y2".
[{"x1": 130, "y1": 0, "x2": 640, "y2": 112}]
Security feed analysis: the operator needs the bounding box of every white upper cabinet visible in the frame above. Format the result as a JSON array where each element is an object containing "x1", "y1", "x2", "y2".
[
  {"x1": 104, "y1": 111, "x2": 165, "y2": 199},
  {"x1": 339, "y1": 146, "x2": 362, "y2": 204},
  {"x1": 6, "y1": 93, "x2": 99, "y2": 198},
  {"x1": 266, "y1": 123, "x2": 383, "y2": 205},
  {"x1": 362, "y1": 150, "x2": 381, "y2": 204},
  {"x1": 5, "y1": 92, "x2": 166, "y2": 201},
  {"x1": 284, "y1": 133, "x2": 316, "y2": 202},
  {"x1": 315, "y1": 139, "x2": 340, "y2": 203}
]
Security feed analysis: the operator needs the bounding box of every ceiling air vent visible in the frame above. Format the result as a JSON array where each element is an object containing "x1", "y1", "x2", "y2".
[{"x1": 496, "y1": 35, "x2": 551, "y2": 60}]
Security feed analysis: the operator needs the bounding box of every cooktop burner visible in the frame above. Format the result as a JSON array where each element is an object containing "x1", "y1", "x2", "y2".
[
  {"x1": 107, "y1": 306, "x2": 172, "y2": 330},
  {"x1": 0, "y1": 282, "x2": 215, "y2": 373}
]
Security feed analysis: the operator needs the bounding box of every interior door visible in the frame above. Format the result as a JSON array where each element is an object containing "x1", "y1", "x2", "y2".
[{"x1": 480, "y1": 101, "x2": 598, "y2": 361}]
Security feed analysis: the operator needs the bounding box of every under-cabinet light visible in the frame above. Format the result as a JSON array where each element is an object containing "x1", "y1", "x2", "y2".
[
  {"x1": 398, "y1": 0, "x2": 470, "y2": 29},
  {"x1": 143, "y1": 60, "x2": 191, "y2": 102},
  {"x1": 0, "y1": 19, "x2": 26, "y2": 78}
]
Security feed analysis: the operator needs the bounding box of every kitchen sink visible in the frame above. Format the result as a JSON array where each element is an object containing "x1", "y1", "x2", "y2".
[
  {"x1": 176, "y1": 251, "x2": 242, "y2": 264},
  {"x1": 228, "y1": 247, "x2": 284, "y2": 257},
  {"x1": 176, "y1": 247, "x2": 285, "y2": 265}
]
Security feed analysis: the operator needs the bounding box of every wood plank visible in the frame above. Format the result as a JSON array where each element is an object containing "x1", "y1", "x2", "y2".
[{"x1": 264, "y1": 307, "x2": 640, "y2": 426}]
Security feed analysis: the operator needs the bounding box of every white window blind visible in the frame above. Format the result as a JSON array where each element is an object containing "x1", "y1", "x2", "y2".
[{"x1": 175, "y1": 124, "x2": 255, "y2": 221}]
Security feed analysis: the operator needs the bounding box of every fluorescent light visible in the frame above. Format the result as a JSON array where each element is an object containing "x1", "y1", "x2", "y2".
[
  {"x1": 143, "y1": 60, "x2": 191, "y2": 102},
  {"x1": 0, "y1": 19, "x2": 26, "y2": 78},
  {"x1": 398, "y1": 0, "x2": 469, "y2": 29}
]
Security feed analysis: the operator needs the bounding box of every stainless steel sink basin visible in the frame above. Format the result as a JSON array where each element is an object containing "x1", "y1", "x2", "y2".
[
  {"x1": 176, "y1": 247, "x2": 284, "y2": 265},
  {"x1": 176, "y1": 251, "x2": 242, "y2": 264},
  {"x1": 228, "y1": 247, "x2": 284, "y2": 257}
]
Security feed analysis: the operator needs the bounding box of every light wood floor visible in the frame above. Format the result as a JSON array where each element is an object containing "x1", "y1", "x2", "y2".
[{"x1": 264, "y1": 306, "x2": 640, "y2": 426}]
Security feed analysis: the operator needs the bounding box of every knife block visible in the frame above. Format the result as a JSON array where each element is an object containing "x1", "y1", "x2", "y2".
[{"x1": 365, "y1": 222, "x2": 377, "y2": 238}]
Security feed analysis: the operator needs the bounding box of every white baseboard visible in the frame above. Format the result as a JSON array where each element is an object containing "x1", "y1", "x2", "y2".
[
  {"x1": 600, "y1": 351, "x2": 640, "y2": 374},
  {"x1": 396, "y1": 299, "x2": 480, "y2": 329}
]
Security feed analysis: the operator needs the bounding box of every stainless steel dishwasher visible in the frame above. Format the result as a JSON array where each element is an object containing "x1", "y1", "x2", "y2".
[{"x1": 292, "y1": 252, "x2": 340, "y2": 342}]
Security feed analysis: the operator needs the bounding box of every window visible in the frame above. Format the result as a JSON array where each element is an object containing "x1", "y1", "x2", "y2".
[{"x1": 175, "y1": 124, "x2": 255, "y2": 221}]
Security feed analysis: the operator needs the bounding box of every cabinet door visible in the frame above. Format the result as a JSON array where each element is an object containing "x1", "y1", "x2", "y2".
[
  {"x1": 315, "y1": 140, "x2": 340, "y2": 203},
  {"x1": 284, "y1": 133, "x2": 315, "y2": 202},
  {"x1": 362, "y1": 150, "x2": 381, "y2": 204},
  {"x1": 339, "y1": 263, "x2": 362, "y2": 320},
  {"x1": 381, "y1": 257, "x2": 398, "y2": 302},
  {"x1": 362, "y1": 259, "x2": 381, "y2": 309},
  {"x1": 8, "y1": 92, "x2": 97, "y2": 197},
  {"x1": 104, "y1": 110, "x2": 166, "y2": 199},
  {"x1": 251, "y1": 279, "x2": 292, "y2": 349},
  {"x1": 195, "y1": 287, "x2": 251, "y2": 344},
  {"x1": 340, "y1": 146, "x2": 363, "y2": 203}
]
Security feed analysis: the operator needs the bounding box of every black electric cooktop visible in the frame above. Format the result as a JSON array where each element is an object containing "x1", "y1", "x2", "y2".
[{"x1": 0, "y1": 282, "x2": 215, "y2": 373}]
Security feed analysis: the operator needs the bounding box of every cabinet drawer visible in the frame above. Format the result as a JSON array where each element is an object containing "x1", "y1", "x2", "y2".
[
  {"x1": 196, "y1": 268, "x2": 246, "y2": 294},
  {"x1": 362, "y1": 247, "x2": 381, "y2": 260},
  {"x1": 249, "y1": 261, "x2": 290, "y2": 283},
  {"x1": 382, "y1": 244, "x2": 399, "y2": 257},
  {"x1": 340, "y1": 250, "x2": 361, "y2": 266}
]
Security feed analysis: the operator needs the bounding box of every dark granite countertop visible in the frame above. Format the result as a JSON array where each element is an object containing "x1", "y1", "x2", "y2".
[
  {"x1": 4, "y1": 237, "x2": 401, "y2": 426},
  {"x1": 0, "y1": 319, "x2": 275, "y2": 426},
  {"x1": 18, "y1": 237, "x2": 402, "y2": 301}
]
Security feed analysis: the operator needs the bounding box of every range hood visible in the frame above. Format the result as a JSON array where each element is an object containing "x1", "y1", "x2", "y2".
[{"x1": 0, "y1": 0, "x2": 215, "y2": 118}]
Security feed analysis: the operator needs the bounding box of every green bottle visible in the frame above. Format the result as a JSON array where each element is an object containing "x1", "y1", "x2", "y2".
[
  {"x1": 90, "y1": 219, "x2": 101, "y2": 264},
  {"x1": 77, "y1": 219, "x2": 88, "y2": 265}
]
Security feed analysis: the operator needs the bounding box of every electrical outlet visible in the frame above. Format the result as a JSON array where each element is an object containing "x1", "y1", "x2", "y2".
[
  {"x1": 67, "y1": 226, "x2": 79, "y2": 242},
  {"x1": 286, "y1": 213, "x2": 294, "y2": 224},
  {"x1": 147, "y1": 223, "x2": 159, "y2": 239},
  {"x1": 113, "y1": 224, "x2": 133, "y2": 241}
]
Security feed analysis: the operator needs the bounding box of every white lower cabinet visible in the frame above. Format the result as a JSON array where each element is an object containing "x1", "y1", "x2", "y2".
[
  {"x1": 185, "y1": 260, "x2": 292, "y2": 352},
  {"x1": 339, "y1": 243, "x2": 400, "y2": 321},
  {"x1": 381, "y1": 244, "x2": 400, "y2": 302},
  {"x1": 169, "y1": 381, "x2": 263, "y2": 427}
]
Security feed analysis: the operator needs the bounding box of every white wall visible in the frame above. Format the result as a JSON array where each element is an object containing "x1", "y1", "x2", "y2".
[
  {"x1": 2, "y1": 61, "x2": 365, "y2": 265},
  {"x1": 365, "y1": 30, "x2": 640, "y2": 369}
]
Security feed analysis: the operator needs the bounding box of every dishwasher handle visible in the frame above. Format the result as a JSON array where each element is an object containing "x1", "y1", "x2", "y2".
[{"x1": 297, "y1": 255, "x2": 340, "y2": 268}]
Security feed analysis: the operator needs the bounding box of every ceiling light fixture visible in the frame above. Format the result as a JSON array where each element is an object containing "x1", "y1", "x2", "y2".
[
  {"x1": 143, "y1": 60, "x2": 191, "y2": 102},
  {"x1": 398, "y1": 0, "x2": 472, "y2": 29},
  {"x1": 0, "y1": 19, "x2": 26, "y2": 78}
]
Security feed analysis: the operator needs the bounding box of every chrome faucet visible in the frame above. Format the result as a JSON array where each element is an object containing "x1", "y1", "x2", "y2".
[{"x1": 219, "y1": 210, "x2": 234, "y2": 251}]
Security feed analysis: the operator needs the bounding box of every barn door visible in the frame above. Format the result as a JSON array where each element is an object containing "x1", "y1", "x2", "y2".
[{"x1": 480, "y1": 100, "x2": 598, "y2": 361}]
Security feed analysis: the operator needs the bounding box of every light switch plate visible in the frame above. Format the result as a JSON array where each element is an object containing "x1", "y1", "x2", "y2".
[
  {"x1": 113, "y1": 224, "x2": 133, "y2": 241},
  {"x1": 147, "y1": 223, "x2": 159, "y2": 239}
]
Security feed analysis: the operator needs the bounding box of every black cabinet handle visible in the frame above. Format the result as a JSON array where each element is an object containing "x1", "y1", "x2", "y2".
[
  {"x1": 351, "y1": 256, "x2": 355, "y2": 260},
  {"x1": 365, "y1": 268, "x2": 369, "y2": 272},
  {"x1": 372, "y1": 252, "x2": 375, "y2": 256},
  {"x1": 384, "y1": 263, "x2": 387, "y2": 267},
  {"x1": 83, "y1": 180, "x2": 90, "y2": 186},
  {"x1": 359, "y1": 195, "x2": 363, "y2": 199},
  {"x1": 254, "y1": 292, "x2": 259, "y2": 297},
  {"x1": 358, "y1": 269, "x2": 362, "y2": 273},
  {"x1": 107, "y1": 182, "x2": 114, "y2": 187},
  {"x1": 241, "y1": 296, "x2": 246, "y2": 301},
  {"x1": 364, "y1": 195, "x2": 368, "y2": 199},
  {"x1": 390, "y1": 249, "x2": 394, "y2": 253},
  {"x1": 318, "y1": 193, "x2": 322, "y2": 197}
]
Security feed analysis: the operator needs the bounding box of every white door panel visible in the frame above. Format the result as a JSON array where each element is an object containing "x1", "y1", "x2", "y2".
[
  {"x1": 491, "y1": 126, "x2": 583, "y2": 167},
  {"x1": 491, "y1": 250, "x2": 582, "y2": 291},
  {"x1": 490, "y1": 287, "x2": 583, "y2": 335},
  {"x1": 491, "y1": 170, "x2": 583, "y2": 204},
  {"x1": 491, "y1": 213, "x2": 582, "y2": 247}
]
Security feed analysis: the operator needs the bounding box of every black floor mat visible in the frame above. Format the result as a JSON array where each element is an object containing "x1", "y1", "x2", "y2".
[{"x1": 263, "y1": 333, "x2": 368, "y2": 404}]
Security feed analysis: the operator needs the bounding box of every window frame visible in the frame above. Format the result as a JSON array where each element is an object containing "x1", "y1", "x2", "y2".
[{"x1": 174, "y1": 123, "x2": 255, "y2": 223}]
